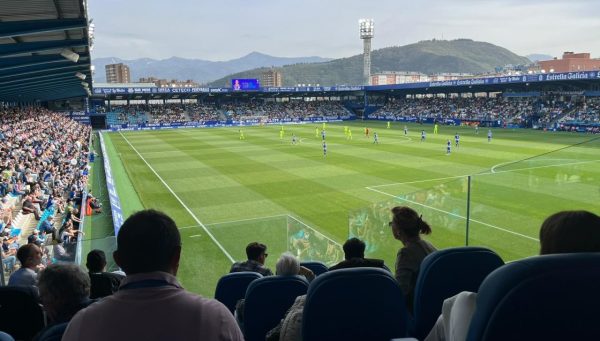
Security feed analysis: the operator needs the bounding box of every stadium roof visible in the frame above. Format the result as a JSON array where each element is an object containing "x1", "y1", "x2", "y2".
[{"x1": 0, "y1": 0, "x2": 92, "y2": 103}]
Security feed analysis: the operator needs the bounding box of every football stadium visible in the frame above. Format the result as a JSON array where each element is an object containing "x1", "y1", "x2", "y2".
[{"x1": 1, "y1": 0, "x2": 600, "y2": 340}]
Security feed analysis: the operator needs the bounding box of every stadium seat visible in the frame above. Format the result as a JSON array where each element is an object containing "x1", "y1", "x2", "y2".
[
  {"x1": 411, "y1": 247, "x2": 504, "y2": 339},
  {"x1": 300, "y1": 261, "x2": 328, "y2": 276},
  {"x1": 302, "y1": 267, "x2": 409, "y2": 341},
  {"x1": 214, "y1": 271, "x2": 263, "y2": 314},
  {"x1": 243, "y1": 275, "x2": 309, "y2": 341},
  {"x1": 466, "y1": 253, "x2": 600, "y2": 341},
  {"x1": 36, "y1": 322, "x2": 69, "y2": 341},
  {"x1": 0, "y1": 286, "x2": 44, "y2": 340},
  {"x1": 0, "y1": 332, "x2": 14, "y2": 341}
]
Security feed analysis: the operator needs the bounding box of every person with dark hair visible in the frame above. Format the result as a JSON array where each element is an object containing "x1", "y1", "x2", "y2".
[
  {"x1": 539, "y1": 210, "x2": 600, "y2": 254},
  {"x1": 390, "y1": 206, "x2": 437, "y2": 312},
  {"x1": 86, "y1": 249, "x2": 124, "y2": 299},
  {"x1": 329, "y1": 237, "x2": 386, "y2": 271},
  {"x1": 229, "y1": 241, "x2": 273, "y2": 276},
  {"x1": 62, "y1": 209, "x2": 243, "y2": 341},
  {"x1": 425, "y1": 210, "x2": 600, "y2": 341},
  {"x1": 8, "y1": 243, "x2": 43, "y2": 287}
]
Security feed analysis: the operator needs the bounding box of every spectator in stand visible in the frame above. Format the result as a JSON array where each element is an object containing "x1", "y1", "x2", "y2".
[
  {"x1": 8, "y1": 243, "x2": 43, "y2": 287},
  {"x1": 275, "y1": 252, "x2": 315, "y2": 282},
  {"x1": 329, "y1": 237, "x2": 387, "y2": 271},
  {"x1": 35, "y1": 264, "x2": 93, "y2": 337},
  {"x1": 86, "y1": 249, "x2": 124, "y2": 299},
  {"x1": 390, "y1": 206, "x2": 437, "y2": 312},
  {"x1": 21, "y1": 193, "x2": 41, "y2": 220},
  {"x1": 1, "y1": 237, "x2": 16, "y2": 273},
  {"x1": 230, "y1": 241, "x2": 273, "y2": 276},
  {"x1": 62, "y1": 209, "x2": 244, "y2": 341},
  {"x1": 39, "y1": 215, "x2": 57, "y2": 240},
  {"x1": 53, "y1": 238, "x2": 73, "y2": 263},
  {"x1": 425, "y1": 210, "x2": 600, "y2": 341}
]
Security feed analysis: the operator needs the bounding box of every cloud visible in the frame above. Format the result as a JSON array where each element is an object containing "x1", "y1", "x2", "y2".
[{"x1": 89, "y1": 0, "x2": 600, "y2": 60}]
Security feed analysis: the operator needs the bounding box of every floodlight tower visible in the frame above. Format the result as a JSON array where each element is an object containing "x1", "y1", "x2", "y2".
[{"x1": 359, "y1": 19, "x2": 374, "y2": 85}]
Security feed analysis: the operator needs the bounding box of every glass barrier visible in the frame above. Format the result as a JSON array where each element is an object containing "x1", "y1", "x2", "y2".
[
  {"x1": 79, "y1": 236, "x2": 119, "y2": 271},
  {"x1": 350, "y1": 177, "x2": 469, "y2": 270},
  {"x1": 205, "y1": 215, "x2": 343, "y2": 271},
  {"x1": 468, "y1": 136, "x2": 600, "y2": 261}
]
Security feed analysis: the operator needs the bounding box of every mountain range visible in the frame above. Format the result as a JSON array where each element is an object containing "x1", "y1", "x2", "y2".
[
  {"x1": 208, "y1": 39, "x2": 532, "y2": 87},
  {"x1": 526, "y1": 54, "x2": 554, "y2": 62},
  {"x1": 92, "y1": 52, "x2": 332, "y2": 83},
  {"x1": 94, "y1": 39, "x2": 536, "y2": 86}
]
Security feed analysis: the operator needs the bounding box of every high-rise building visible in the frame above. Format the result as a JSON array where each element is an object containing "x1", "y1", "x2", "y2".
[
  {"x1": 261, "y1": 69, "x2": 283, "y2": 87},
  {"x1": 105, "y1": 63, "x2": 131, "y2": 83}
]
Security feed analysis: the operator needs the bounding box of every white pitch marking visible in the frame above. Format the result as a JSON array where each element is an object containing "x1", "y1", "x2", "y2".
[
  {"x1": 365, "y1": 186, "x2": 539, "y2": 242},
  {"x1": 178, "y1": 225, "x2": 200, "y2": 230},
  {"x1": 287, "y1": 215, "x2": 342, "y2": 247},
  {"x1": 205, "y1": 214, "x2": 288, "y2": 227},
  {"x1": 369, "y1": 159, "x2": 600, "y2": 189},
  {"x1": 119, "y1": 131, "x2": 236, "y2": 263},
  {"x1": 189, "y1": 234, "x2": 202, "y2": 238}
]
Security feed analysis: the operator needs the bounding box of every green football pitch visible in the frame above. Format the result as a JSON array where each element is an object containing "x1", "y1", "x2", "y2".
[{"x1": 98, "y1": 121, "x2": 600, "y2": 296}]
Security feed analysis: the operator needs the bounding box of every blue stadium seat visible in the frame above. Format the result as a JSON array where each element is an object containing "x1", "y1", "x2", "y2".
[
  {"x1": 300, "y1": 261, "x2": 328, "y2": 276},
  {"x1": 302, "y1": 267, "x2": 409, "y2": 341},
  {"x1": 243, "y1": 275, "x2": 309, "y2": 341},
  {"x1": 0, "y1": 332, "x2": 14, "y2": 341},
  {"x1": 0, "y1": 286, "x2": 44, "y2": 340},
  {"x1": 466, "y1": 253, "x2": 600, "y2": 341},
  {"x1": 214, "y1": 271, "x2": 263, "y2": 314},
  {"x1": 411, "y1": 247, "x2": 504, "y2": 339}
]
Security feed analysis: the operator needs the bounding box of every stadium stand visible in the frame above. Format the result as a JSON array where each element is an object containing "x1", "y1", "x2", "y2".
[{"x1": 0, "y1": 108, "x2": 91, "y2": 284}]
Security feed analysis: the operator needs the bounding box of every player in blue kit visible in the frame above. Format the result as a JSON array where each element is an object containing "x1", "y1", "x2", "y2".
[
  {"x1": 322, "y1": 141, "x2": 327, "y2": 157},
  {"x1": 487, "y1": 129, "x2": 492, "y2": 143},
  {"x1": 455, "y1": 133, "x2": 460, "y2": 148},
  {"x1": 421, "y1": 130, "x2": 426, "y2": 142},
  {"x1": 446, "y1": 139, "x2": 451, "y2": 155},
  {"x1": 321, "y1": 129, "x2": 326, "y2": 141},
  {"x1": 404, "y1": 125, "x2": 408, "y2": 135},
  {"x1": 373, "y1": 132, "x2": 379, "y2": 144}
]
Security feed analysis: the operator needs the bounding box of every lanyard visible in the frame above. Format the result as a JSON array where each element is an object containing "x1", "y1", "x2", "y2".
[{"x1": 120, "y1": 279, "x2": 178, "y2": 290}]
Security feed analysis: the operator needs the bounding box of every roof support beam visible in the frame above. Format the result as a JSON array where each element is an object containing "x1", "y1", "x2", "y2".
[
  {"x1": 0, "y1": 64, "x2": 89, "y2": 80},
  {"x1": 0, "y1": 19, "x2": 87, "y2": 39},
  {"x1": 0, "y1": 39, "x2": 88, "y2": 58},
  {"x1": 0, "y1": 74, "x2": 78, "y2": 89},
  {"x1": 0, "y1": 55, "x2": 90, "y2": 71}
]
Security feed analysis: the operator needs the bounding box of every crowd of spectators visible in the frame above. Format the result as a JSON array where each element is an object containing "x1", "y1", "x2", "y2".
[
  {"x1": 0, "y1": 107, "x2": 91, "y2": 276},
  {"x1": 107, "y1": 101, "x2": 352, "y2": 127},
  {"x1": 368, "y1": 97, "x2": 600, "y2": 129},
  {"x1": 370, "y1": 97, "x2": 538, "y2": 125},
  {"x1": 556, "y1": 98, "x2": 600, "y2": 133}
]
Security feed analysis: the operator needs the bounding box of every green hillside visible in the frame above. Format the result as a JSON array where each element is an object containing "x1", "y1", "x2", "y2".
[{"x1": 209, "y1": 39, "x2": 531, "y2": 87}]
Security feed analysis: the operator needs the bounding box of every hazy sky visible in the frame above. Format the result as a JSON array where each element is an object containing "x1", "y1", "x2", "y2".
[{"x1": 89, "y1": 0, "x2": 600, "y2": 61}]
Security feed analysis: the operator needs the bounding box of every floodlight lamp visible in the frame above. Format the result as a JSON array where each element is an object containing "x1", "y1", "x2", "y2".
[
  {"x1": 359, "y1": 18, "x2": 374, "y2": 39},
  {"x1": 75, "y1": 72, "x2": 86, "y2": 80},
  {"x1": 549, "y1": 69, "x2": 554, "y2": 73},
  {"x1": 60, "y1": 49, "x2": 80, "y2": 63},
  {"x1": 541, "y1": 69, "x2": 546, "y2": 73}
]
